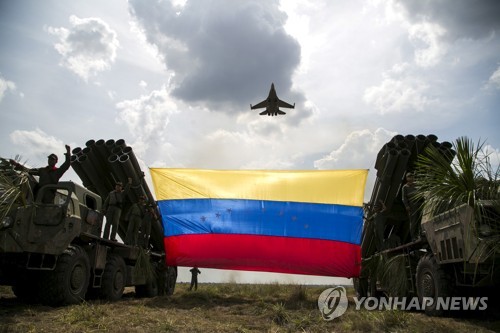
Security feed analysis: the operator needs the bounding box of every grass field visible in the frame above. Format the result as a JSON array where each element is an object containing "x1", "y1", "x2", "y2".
[{"x1": 1, "y1": 283, "x2": 499, "y2": 333}]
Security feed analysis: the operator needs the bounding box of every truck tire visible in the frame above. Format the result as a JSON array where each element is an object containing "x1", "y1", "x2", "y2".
[
  {"x1": 101, "y1": 254, "x2": 126, "y2": 301},
  {"x1": 153, "y1": 264, "x2": 177, "y2": 296},
  {"x1": 40, "y1": 245, "x2": 90, "y2": 305},
  {"x1": 135, "y1": 277, "x2": 158, "y2": 298},
  {"x1": 416, "y1": 254, "x2": 453, "y2": 316},
  {"x1": 135, "y1": 261, "x2": 159, "y2": 298},
  {"x1": 162, "y1": 266, "x2": 177, "y2": 296},
  {"x1": 165, "y1": 266, "x2": 177, "y2": 295},
  {"x1": 353, "y1": 277, "x2": 368, "y2": 298}
]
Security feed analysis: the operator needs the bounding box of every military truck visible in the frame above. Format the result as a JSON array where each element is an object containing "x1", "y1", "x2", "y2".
[
  {"x1": 0, "y1": 139, "x2": 177, "y2": 305},
  {"x1": 356, "y1": 134, "x2": 499, "y2": 315}
]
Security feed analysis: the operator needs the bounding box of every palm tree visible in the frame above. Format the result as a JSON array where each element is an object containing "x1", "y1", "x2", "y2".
[
  {"x1": 0, "y1": 157, "x2": 34, "y2": 225},
  {"x1": 414, "y1": 136, "x2": 499, "y2": 226},
  {"x1": 411, "y1": 137, "x2": 499, "y2": 315}
]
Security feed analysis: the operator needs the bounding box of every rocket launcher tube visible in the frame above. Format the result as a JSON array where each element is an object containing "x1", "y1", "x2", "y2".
[
  {"x1": 384, "y1": 148, "x2": 411, "y2": 211},
  {"x1": 78, "y1": 154, "x2": 109, "y2": 198},
  {"x1": 70, "y1": 154, "x2": 95, "y2": 192}
]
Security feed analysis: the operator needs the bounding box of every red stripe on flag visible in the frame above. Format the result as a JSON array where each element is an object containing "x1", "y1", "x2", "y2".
[{"x1": 164, "y1": 234, "x2": 361, "y2": 278}]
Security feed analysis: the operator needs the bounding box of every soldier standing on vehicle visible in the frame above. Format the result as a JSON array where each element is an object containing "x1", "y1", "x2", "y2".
[
  {"x1": 139, "y1": 203, "x2": 156, "y2": 248},
  {"x1": 125, "y1": 195, "x2": 146, "y2": 246},
  {"x1": 189, "y1": 267, "x2": 201, "y2": 291},
  {"x1": 102, "y1": 178, "x2": 132, "y2": 241},
  {"x1": 10, "y1": 145, "x2": 71, "y2": 203},
  {"x1": 402, "y1": 172, "x2": 420, "y2": 240}
]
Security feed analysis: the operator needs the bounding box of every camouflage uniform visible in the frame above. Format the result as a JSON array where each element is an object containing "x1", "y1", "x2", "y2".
[
  {"x1": 138, "y1": 205, "x2": 155, "y2": 248},
  {"x1": 402, "y1": 179, "x2": 420, "y2": 240},
  {"x1": 125, "y1": 199, "x2": 145, "y2": 246},
  {"x1": 103, "y1": 183, "x2": 130, "y2": 240},
  {"x1": 189, "y1": 267, "x2": 201, "y2": 291},
  {"x1": 14, "y1": 152, "x2": 71, "y2": 203}
]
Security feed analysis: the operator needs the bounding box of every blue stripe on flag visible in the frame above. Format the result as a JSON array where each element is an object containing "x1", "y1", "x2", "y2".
[{"x1": 158, "y1": 198, "x2": 363, "y2": 245}]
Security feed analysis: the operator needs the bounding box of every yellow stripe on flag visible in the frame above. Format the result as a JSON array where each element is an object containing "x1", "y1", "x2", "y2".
[{"x1": 150, "y1": 168, "x2": 368, "y2": 207}]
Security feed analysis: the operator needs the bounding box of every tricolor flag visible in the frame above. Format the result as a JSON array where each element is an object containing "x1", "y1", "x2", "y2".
[{"x1": 150, "y1": 168, "x2": 368, "y2": 277}]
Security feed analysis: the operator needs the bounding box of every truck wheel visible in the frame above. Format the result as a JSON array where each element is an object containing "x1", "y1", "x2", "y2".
[
  {"x1": 135, "y1": 277, "x2": 159, "y2": 298},
  {"x1": 353, "y1": 277, "x2": 368, "y2": 298},
  {"x1": 135, "y1": 261, "x2": 159, "y2": 298},
  {"x1": 165, "y1": 266, "x2": 177, "y2": 295},
  {"x1": 416, "y1": 254, "x2": 453, "y2": 316},
  {"x1": 101, "y1": 254, "x2": 126, "y2": 301},
  {"x1": 155, "y1": 264, "x2": 177, "y2": 296},
  {"x1": 40, "y1": 245, "x2": 90, "y2": 305}
]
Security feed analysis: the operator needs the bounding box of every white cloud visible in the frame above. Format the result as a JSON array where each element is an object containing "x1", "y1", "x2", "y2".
[
  {"x1": 207, "y1": 127, "x2": 295, "y2": 169},
  {"x1": 488, "y1": 65, "x2": 500, "y2": 90},
  {"x1": 9, "y1": 128, "x2": 66, "y2": 163},
  {"x1": 363, "y1": 76, "x2": 431, "y2": 114},
  {"x1": 107, "y1": 90, "x2": 116, "y2": 100},
  {"x1": 393, "y1": 0, "x2": 500, "y2": 41},
  {"x1": 279, "y1": 1, "x2": 322, "y2": 74},
  {"x1": 314, "y1": 128, "x2": 396, "y2": 170},
  {"x1": 375, "y1": 1, "x2": 453, "y2": 68},
  {"x1": 0, "y1": 75, "x2": 16, "y2": 102},
  {"x1": 372, "y1": 0, "x2": 407, "y2": 25},
  {"x1": 314, "y1": 128, "x2": 397, "y2": 202},
  {"x1": 128, "y1": 0, "x2": 304, "y2": 116},
  {"x1": 47, "y1": 15, "x2": 119, "y2": 81},
  {"x1": 483, "y1": 144, "x2": 500, "y2": 175},
  {"x1": 116, "y1": 86, "x2": 179, "y2": 150},
  {"x1": 408, "y1": 21, "x2": 447, "y2": 67}
]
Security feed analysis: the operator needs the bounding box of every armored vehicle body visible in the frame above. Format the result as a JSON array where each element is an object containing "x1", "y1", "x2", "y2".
[
  {"x1": 0, "y1": 139, "x2": 177, "y2": 305},
  {"x1": 356, "y1": 134, "x2": 499, "y2": 315}
]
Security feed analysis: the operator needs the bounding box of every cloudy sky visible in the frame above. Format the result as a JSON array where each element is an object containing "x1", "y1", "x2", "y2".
[{"x1": 1, "y1": 0, "x2": 499, "y2": 285}]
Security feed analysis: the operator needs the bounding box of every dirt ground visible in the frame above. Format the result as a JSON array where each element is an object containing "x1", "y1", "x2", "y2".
[{"x1": 1, "y1": 284, "x2": 499, "y2": 333}]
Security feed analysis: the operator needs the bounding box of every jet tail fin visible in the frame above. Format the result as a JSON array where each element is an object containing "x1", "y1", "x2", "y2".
[{"x1": 278, "y1": 110, "x2": 286, "y2": 115}]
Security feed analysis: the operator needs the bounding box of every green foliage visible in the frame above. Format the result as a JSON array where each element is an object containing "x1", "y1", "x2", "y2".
[
  {"x1": 414, "y1": 136, "x2": 500, "y2": 277},
  {"x1": 62, "y1": 301, "x2": 108, "y2": 330},
  {"x1": 288, "y1": 284, "x2": 308, "y2": 303},
  {"x1": 362, "y1": 252, "x2": 383, "y2": 275},
  {"x1": 379, "y1": 254, "x2": 409, "y2": 297},
  {"x1": 414, "y1": 136, "x2": 500, "y2": 218},
  {"x1": 270, "y1": 302, "x2": 289, "y2": 325},
  {"x1": 0, "y1": 157, "x2": 33, "y2": 223},
  {"x1": 133, "y1": 247, "x2": 156, "y2": 282},
  {"x1": 362, "y1": 253, "x2": 410, "y2": 297}
]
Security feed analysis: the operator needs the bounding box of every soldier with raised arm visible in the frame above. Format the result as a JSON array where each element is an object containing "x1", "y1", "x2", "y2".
[{"x1": 10, "y1": 144, "x2": 71, "y2": 203}]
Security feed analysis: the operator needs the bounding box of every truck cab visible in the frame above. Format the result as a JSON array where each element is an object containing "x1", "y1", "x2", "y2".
[{"x1": 0, "y1": 182, "x2": 102, "y2": 257}]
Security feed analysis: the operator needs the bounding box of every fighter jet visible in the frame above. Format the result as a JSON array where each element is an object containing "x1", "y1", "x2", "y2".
[{"x1": 250, "y1": 83, "x2": 295, "y2": 116}]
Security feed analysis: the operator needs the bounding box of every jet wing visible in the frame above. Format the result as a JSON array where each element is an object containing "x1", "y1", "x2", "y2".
[
  {"x1": 251, "y1": 100, "x2": 268, "y2": 109},
  {"x1": 278, "y1": 99, "x2": 295, "y2": 109}
]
